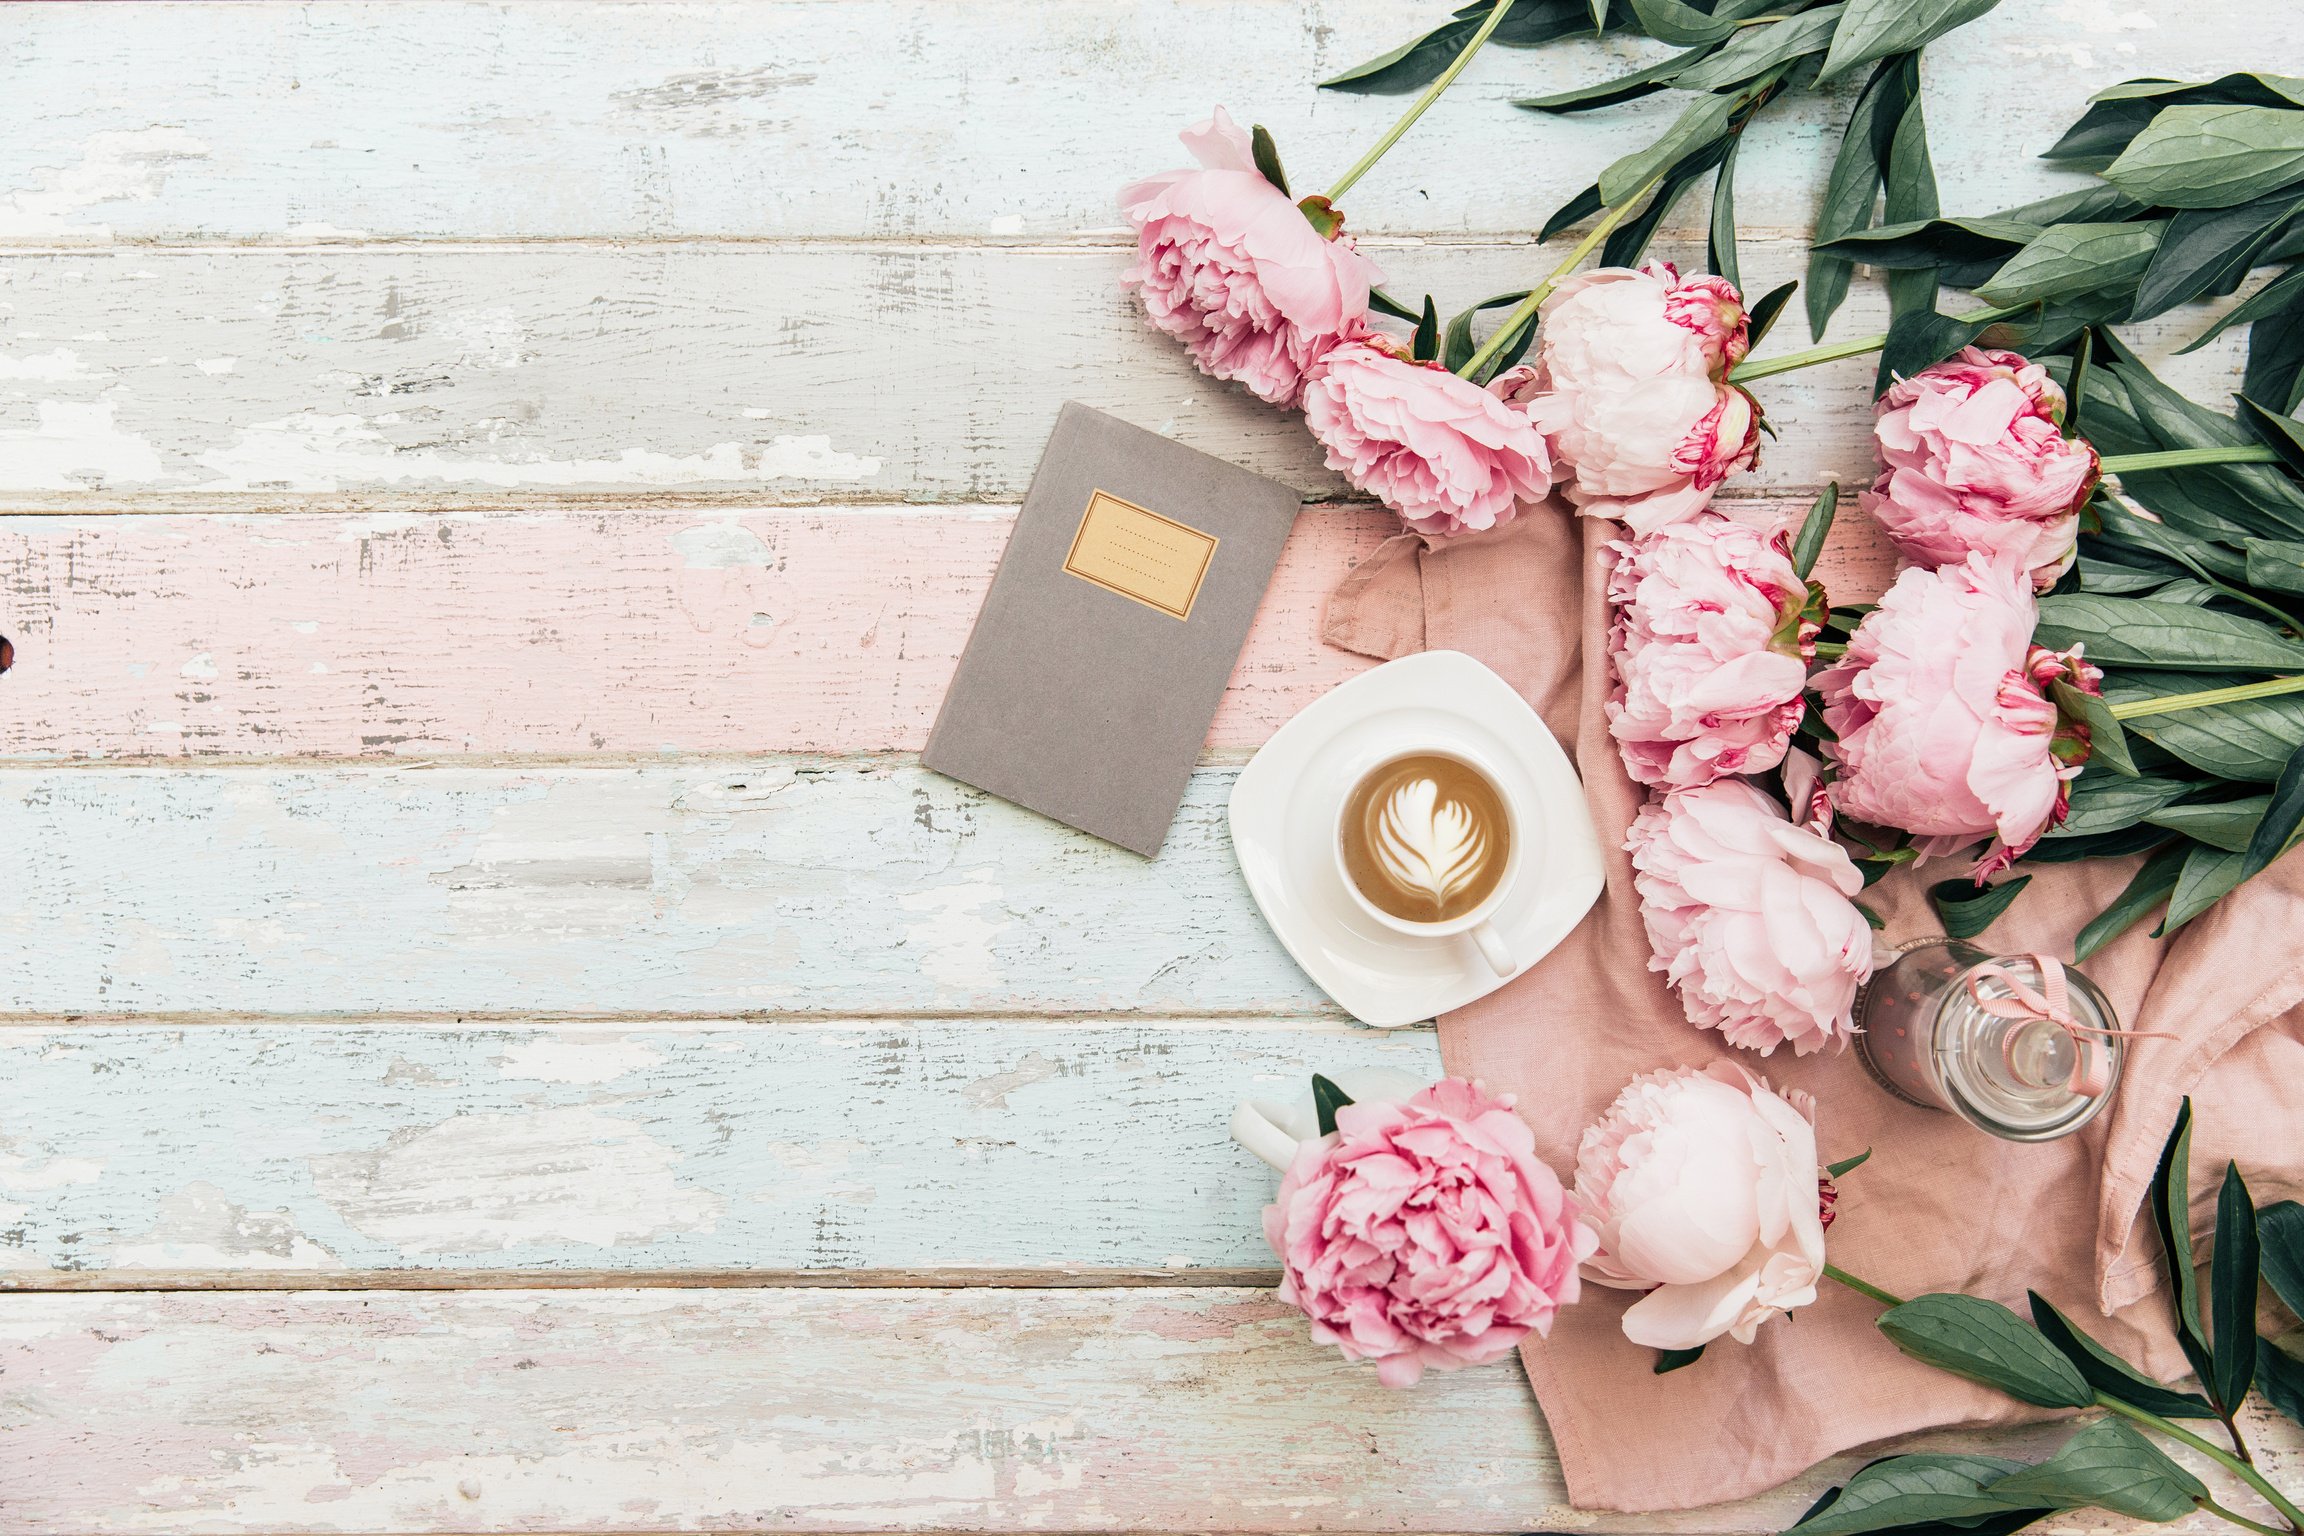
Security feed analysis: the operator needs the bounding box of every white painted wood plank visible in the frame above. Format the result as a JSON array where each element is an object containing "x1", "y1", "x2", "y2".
[
  {"x1": 0, "y1": 0, "x2": 2267, "y2": 244},
  {"x1": 0, "y1": 1019, "x2": 1437, "y2": 1277},
  {"x1": 12, "y1": 1286, "x2": 2289, "y2": 1535},
  {"x1": 2, "y1": 761, "x2": 1328, "y2": 1016},
  {"x1": 0, "y1": 241, "x2": 2247, "y2": 503}
]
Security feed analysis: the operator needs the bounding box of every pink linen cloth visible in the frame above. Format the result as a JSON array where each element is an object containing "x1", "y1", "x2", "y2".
[{"x1": 1322, "y1": 501, "x2": 2304, "y2": 1512}]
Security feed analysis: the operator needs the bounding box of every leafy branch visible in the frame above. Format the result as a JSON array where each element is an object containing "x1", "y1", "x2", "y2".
[{"x1": 1786, "y1": 1101, "x2": 2304, "y2": 1536}]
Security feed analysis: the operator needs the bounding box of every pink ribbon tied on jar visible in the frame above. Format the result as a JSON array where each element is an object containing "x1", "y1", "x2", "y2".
[{"x1": 1964, "y1": 952, "x2": 2167, "y2": 1099}]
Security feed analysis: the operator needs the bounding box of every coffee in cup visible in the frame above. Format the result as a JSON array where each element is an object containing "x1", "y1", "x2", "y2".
[{"x1": 1335, "y1": 750, "x2": 1520, "y2": 975}]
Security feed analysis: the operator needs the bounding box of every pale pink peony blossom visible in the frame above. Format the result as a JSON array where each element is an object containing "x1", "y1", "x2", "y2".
[
  {"x1": 1303, "y1": 338, "x2": 1555, "y2": 537},
  {"x1": 1120, "y1": 108, "x2": 1385, "y2": 406},
  {"x1": 1625, "y1": 780, "x2": 1873, "y2": 1058},
  {"x1": 1816, "y1": 553, "x2": 2101, "y2": 876},
  {"x1": 1864, "y1": 347, "x2": 2101, "y2": 591},
  {"x1": 1606, "y1": 514, "x2": 1817, "y2": 789},
  {"x1": 1263, "y1": 1077, "x2": 1595, "y2": 1387},
  {"x1": 1571, "y1": 1062, "x2": 1829, "y2": 1351},
  {"x1": 1507, "y1": 261, "x2": 1761, "y2": 533}
]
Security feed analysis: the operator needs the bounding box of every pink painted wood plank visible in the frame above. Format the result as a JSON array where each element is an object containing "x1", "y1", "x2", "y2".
[{"x1": 0, "y1": 503, "x2": 1895, "y2": 759}]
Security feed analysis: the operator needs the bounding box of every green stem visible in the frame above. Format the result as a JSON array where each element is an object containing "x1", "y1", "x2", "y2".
[
  {"x1": 2100, "y1": 447, "x2": 2285, "y2": 473},
  {"x1": 1456, "y1": 182, "x2": 1656, "y2": 381},
  {"x1": 2201, "y1": 1496, "x2": 2295, "y2": 1536},
  {"x1": 1325, "y1": 0, "x2": 1517, "y2": 203},
  {"x1": 1822, "y1": 1263, "x2": 1907, "y2": 1310},
  {"x1": 2099, "y1": 1396, "x2": 2304, "y2": 1534},
  {"x1": 1812, "y1": 640, "x2": 1847, "y2": 660},
  {"x1": 2109, "y1": 676, "x2": 2304, "y2": 721},
  {"x1": 1726, "y1": 304, "x2": 2031, "y2": 384}
]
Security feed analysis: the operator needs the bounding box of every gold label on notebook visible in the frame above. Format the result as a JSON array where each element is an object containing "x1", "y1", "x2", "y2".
[{"x1": 1062, "y1": 489, "x2": 1220, "y2": 621}]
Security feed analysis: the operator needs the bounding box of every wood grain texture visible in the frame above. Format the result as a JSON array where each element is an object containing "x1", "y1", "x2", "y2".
[
  {"x1": 0, "y1": 241, "x2": 2250, "y2": 505},
  {"x1": 2, "y1": 760, "x2": 1330, "y2": 1017},
  {"x1": 0, "y1": 1019, "x2": 1437, "y2": 1278},
  {"x1": 0, "y1": 502, "x2": 1894, "y2": 761},
  {"x1": 0, "y1": 0, "x2": 2264, "y2": 244},
  {"x1": 12, "y1": 1286, "x2": 2295, "y2": 1535}
]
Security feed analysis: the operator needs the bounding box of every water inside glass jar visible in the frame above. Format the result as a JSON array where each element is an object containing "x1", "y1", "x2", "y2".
[{"x1": 1932, "y1": 956, "x2": 2120, "y2": 1138}]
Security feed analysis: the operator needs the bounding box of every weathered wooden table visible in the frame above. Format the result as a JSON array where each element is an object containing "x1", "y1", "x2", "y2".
[{"x1": 3, "y1": 2, "x2": 2297, "y2": 1529}]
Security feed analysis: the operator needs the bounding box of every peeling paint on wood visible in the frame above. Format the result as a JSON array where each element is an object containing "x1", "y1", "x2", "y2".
[
  {"x1": 3, "y1": 1285, "x2": 2259, "y2": 1534},
  {"x1": 0, "y1": 242, "x2": 2253, "y2": 502},
  {"x1": 0, "y1": 762, "x2": 1328, "y2": 1016},
  {"x1": 0, "y1": 0, "x2": 2254, "y2": 243},
  {"x1": 0, "y1": 503, "x2": 1896, "y2": 761},
  {"x1": 0, "y1": 1021, "x2": 1438, "y2": 1276}
]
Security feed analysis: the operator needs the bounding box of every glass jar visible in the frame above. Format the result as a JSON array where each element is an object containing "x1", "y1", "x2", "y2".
[{"x1": 1854, "y1": 939, "x2": 2123, "y2": 1142}]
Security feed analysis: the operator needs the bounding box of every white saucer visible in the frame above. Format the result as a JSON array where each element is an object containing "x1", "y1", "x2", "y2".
[{"x1": 1228, "y1": 650, "x2": 1606, "y2": 1028}]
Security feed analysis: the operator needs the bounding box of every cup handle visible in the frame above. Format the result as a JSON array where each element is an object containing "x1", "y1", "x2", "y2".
[
  {"x1": 1230, "y1": 1099, "x2": 1302, "y2": 1173},
  {"x1": 1469, "y1": 919, "x2": 1514, "y2": 977}
]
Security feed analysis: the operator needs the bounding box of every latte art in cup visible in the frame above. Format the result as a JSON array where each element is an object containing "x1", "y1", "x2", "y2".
[{"x1": 1340, "y1": 753, "x2": 1513, "y2": 923}]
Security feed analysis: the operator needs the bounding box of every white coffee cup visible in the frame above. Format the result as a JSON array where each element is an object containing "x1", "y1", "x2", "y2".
[{"x1": 1332, "y1": 745, "x2": 1524, "y2": 978}]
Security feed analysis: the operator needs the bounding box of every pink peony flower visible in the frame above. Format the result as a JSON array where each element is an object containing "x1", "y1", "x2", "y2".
[
  {"x1": 1263, "y1": 1077, "x2": 1595, "y2": 1387},
  {"x1": 1507, "y1": 261, "x2": 1761, "y2": 533},
  {"x1": 1626, "y1": 779, "x2": 1873, "y2": 1058},
  {"x1": 1303, "y1": 338, "x2": 1555, "y2": 537},
  {"x1": 1571, "y1": 1062, "x2": 1829, "y2": 1350},
  {"x1": 1816, "y1": 552, "x2": 2101, "y2": 876},
  {"x1": 1864, "y1": 347, "x2": 2101, "y2": 592},
  {"x1": 1120, "y1": 108, "x2": 1385, "y2": 407},
  {"x1": 1606, "y1": 514, "x2": 1816, "y2": 789}
]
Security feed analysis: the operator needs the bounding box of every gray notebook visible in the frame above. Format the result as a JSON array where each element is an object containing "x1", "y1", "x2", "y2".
[{"x1": 924, "y1": 403, "x2": 1302, "y2": 856}]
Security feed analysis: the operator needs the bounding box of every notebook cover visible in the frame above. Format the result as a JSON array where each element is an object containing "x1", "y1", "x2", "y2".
[{"x1": 923, "y1": 402, "x2": 1302, "y2": 856}]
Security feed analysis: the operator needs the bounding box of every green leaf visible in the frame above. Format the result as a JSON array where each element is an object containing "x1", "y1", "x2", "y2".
[
  {"x1": 2258, "y1": 1337, "x2": 2304, "y2": 1426},
  {"x1": 1828, "y1": 1149, "x2": 1872, "y2": 1178},
  {"x1": 1600, "y1": 89, "x2": 1739, "y2": 206},
  {"x1": 2115, "y1": 673, "x2": 2304, "y2": 781},
  {"x1": 1816, "y1": 216, "x2": 2043, "y2": 269},
  {"x1": 2026, "y1": 823, "x2": 2178, "y2": 866},
  {"x1": 2248, "y1": 287, "x2": 2304, "y2": 416},
  {"x1": 1319, "y1": 11, "x2": 1486, "y2": 93},
  {"x1": 1709, "y1": 137, "x2": 1742, "y2": 292},
  {"x1": 2102, "y1": 352, "x2": 2304, "y2": 536},
  {"x1": 1441, "y1": 291, "x2": 1532, "y2": 375},
  {"x1": 1517, "y1": 52, "x2": 1693, "y2": 113},
  {"x1": 1781, "y1": 1455, "x2": 2031, "y2": 1536},
  {"x1": 2133, "y1": 193, "x2": 2304, "y2": 321},
  {"x1": 1249, "y1": 125, "x2": 1290, "y2": 196},
  {"x1": 2000, "y1": 183, "x2": 2149, "y2": 226},
  {"x1": 1675, "y1": 5, "x2": 1842, "y2": 91},
  {"x1": 1791, "y1": 483, "x2": 1838, "y2": 580},
  {"x1": 2106, "y1": 104, "x2": 2304, "y2": 210},
  {"x1": 1929, "y1": 875, "x2": 2031, "y2": 940},
  {"x1": 1654, "y1": 1345, "x2": 1705, "y2": 1374},
  {"x1": 2052, "y1": 678, "x2": 2139, "y2": 780},
  {"x1": 2157, "y1": 842, "x2": 2248, "y2": 935},
  {"x1": 1367, "y1": 287, "x2": 1425, "y2": 324},
  {"x1": 2050, "y1": 774, "x2": 2195, "y2": 838},
  {"x1": 1879, "y1": 59, "x2": 1940, "y2": 329},
  {"x1": 1819, "y1": 0, "x2": 2000, "y2": 84},
  {"x1": 1878, "y1": 305, "x2": 2011, "y2": 385},
  {"x1": 2183, "y1": 264, "x2": 2304, "y2": 354},
  {"x1": 1876, "y1": 1295, "x2": 2096, "y2": 1409},
  {"x1": 2245, "y1": 538, "x2": 2304, "y2": 597},
  {"x1": 2075, "y1": 839, "x2": 2189, "y2": 958},
  {"x1": 1312, "y1": 1073, "x2": 1354, "y2": 1137},
  {"x1": 1541, "y1": 182, "x2": 1605, "y2": 242},
  {"x1": 1985, "y1": 1417, "x2": 2206, "y2": 1523},
  {"x1": 2034, "y1": 595, "x2": 2304, "y2": 671},
  {"x1": 1977, "y1": 224, "x2": 2165, "y2": 308},
  {"x1": 1625, "y1": 0, "x2": 1738, "y2": 46},
  {"x1": 2238, "y1": 395, "x2": 2304, "y2": 476},
  {"x1": 2241, "y1": 737, "x2": 2304, "y2": 880},
  {"x1": 1603, "y1": 133, "x2": 1733, "y2": 269},
  {"x1": 2211, "y1": 1161, "x2": 2261, "y2": 1414},
  {"x1": 1411, "y1": 294, "x2": 1439, "y2": 364},
  {"x1": 2053, "y1": 74, "x2": 2304, "y2": 163},
  {"x1": 1748, "y1": 279, "x2": 1796, "y2": 353},
  {"x1": 2151, "y1": 1098, "x2": 2217, "y2": 1390},
  {"x1": 2258, "y1": 1200, "x2": 2304, "y2": 1319},
  {"x1": 2028, "y1": 1291, "x2": 2219, "y2": 1420},
  {"x1": 2147, "y1": 796, "x2": 2269, "y2": 852}
]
